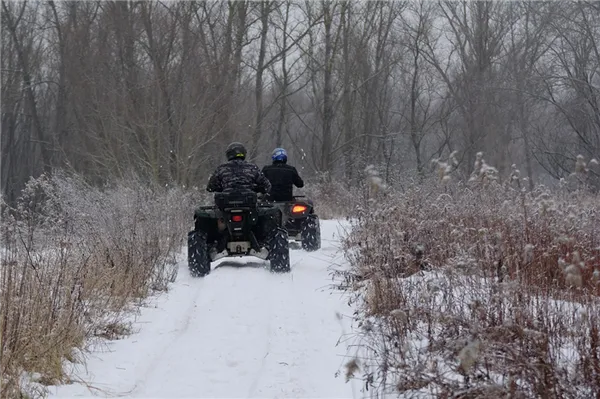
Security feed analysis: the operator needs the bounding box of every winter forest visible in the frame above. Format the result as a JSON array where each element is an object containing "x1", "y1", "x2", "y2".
[
  {"x1": 2, "y1": 1, "x2": 600, "y2": 398},
  {"x1": 2, "y1": 0, "x2": 599, "y2": 198}
]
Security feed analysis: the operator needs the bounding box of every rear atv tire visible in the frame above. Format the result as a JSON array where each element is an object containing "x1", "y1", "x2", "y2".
[
  {"x1": 268, "y1": 228, "x2": 291, "y2": 273},
  {"x1": 301, "y1": 215, "x2": 321, "y2": 252},
  {"x1": 188, "y1": 230, "x2": 211, "y2": 277}
]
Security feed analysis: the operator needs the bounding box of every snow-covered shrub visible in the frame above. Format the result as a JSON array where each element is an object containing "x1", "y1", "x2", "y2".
[
  {"x1": 300, "y1": 172, "x2": 364, "y2": 219},
  {"x1": 300, "y1": 166, "x2": 392, "y2": 219},
  {"x1": 338, "y1": 162, "x2": 600, "y2": 397},
  {"x1": 0, "y1": 172, "x2": 195, "y2": 398}
]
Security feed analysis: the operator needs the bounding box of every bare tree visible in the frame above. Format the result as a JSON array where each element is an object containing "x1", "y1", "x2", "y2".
[
  {"x1": 3, "y1": 0, "x2": 600, "y2": 202},
  {"x1": 2, "y1": 1, "x2": 51, "y2": 177},
  {"x1": 421, "y1": 1, "x2": 513, "y2": 174},
  {"x1": 400, "y1": 0, "x2": 438, "y2": 175},
  {"x1": 532, "y1": 2, "x2": 600, "y2": 183}
]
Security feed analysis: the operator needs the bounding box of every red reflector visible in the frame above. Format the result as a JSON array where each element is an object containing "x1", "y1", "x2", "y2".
[
  {"x1": 232, "y1": 215, "x2": 243, "y2": 222},
  {"x1": 292, "y1": 205, "x2": 308, "y2": 213}
]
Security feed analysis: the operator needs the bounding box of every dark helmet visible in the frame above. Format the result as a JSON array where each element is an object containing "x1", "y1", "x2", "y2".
[
  {"x1": 226, "y1": 142, "x2": 247, "y2": 161},
  {"x1": 272, "y1": 147, "x2": 287, "y2": 163}
]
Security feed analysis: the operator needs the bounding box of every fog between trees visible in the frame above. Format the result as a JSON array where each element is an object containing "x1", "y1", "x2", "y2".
[{"x1": 2, "y1": 1, "x2": 599, "y2": 202}]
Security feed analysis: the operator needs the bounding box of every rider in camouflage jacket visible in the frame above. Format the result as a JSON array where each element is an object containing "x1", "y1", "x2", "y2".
[{"x1": 206, "y1": 142, "x2": 271, "y2": 194}]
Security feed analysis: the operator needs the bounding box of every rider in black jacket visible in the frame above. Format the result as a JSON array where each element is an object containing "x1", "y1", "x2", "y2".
[{"x1": 261, "y1": 148, "x2": 304, "y2": 202}]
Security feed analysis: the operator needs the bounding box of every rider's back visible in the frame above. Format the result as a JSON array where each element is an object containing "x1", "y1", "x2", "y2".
[
  {"x1": 262, "y1": 162, "x2": 304, "y2": 201},
  {"x1": 208, "y1": 159, "x2": 270, "y2": 193}
]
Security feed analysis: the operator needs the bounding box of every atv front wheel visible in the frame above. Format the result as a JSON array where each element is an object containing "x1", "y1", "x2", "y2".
[
  {"x1": 268, "y1": 228, "x2": 291, "y2": 273},
  {"x1": 301, "y1": 215, "x2": 321, "y2": 252},
  {"x1": 188, "y1": 230, "x2": 211, "y2": 277}
]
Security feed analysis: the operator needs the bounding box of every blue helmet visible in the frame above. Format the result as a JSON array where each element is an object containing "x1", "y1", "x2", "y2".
[{"x1": 272, "y1": 147, "x2": 287, "y2": 163}]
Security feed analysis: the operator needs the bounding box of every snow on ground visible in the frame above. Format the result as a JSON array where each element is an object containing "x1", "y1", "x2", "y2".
[{"x1": 48, "y1": 220, "x2": 359, "y2": 399}]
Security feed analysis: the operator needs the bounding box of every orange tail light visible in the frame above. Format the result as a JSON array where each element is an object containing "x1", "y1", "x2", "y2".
[{"x1": 292, "y1": 204, "x2": 308, "y2": 213}]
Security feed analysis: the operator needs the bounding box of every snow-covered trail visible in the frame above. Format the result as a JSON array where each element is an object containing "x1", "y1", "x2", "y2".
[{"x1": 49, "y1": 220, "x2": 358, "y2": 398}]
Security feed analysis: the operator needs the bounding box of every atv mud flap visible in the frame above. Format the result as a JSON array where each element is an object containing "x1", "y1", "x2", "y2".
[
  {"x1": 250, "y1": 248, "x2": 270, "y2": 259},
  {"x1": 209, "y1": 245, "x2": 270, "y2": 262},
  {"x1": 210, "y1": 248, "x2": 228, "y2": 262}
]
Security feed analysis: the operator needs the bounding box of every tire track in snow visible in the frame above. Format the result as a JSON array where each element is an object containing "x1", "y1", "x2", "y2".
[
  {"x1": 129, "y1": 275, "x2": 210, "y2": 395},
  {"x1": 131, "y1": 264, "x2": 276, "y2": 397},
  {"x1": 245, "y1": 257, "x2": 311, "y2": 397},
  {"x1": 244, "y1": 251, "x2": 348, "y2": 398},
  {"x1": 246, "y1": 273, "x2": 273, "y2": 398},
  {"x1": 47, "y1": 220, "x2": 356, "y2": 399}
]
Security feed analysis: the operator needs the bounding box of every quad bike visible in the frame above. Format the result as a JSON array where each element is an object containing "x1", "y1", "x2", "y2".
[
  {"x1": 270, "y1": 196, "x2": 321, "y2": 252},
  {"x1": 187, "y1": 190, "x2": 290, "y2": 277}
]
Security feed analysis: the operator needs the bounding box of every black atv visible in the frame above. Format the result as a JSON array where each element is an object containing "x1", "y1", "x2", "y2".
[
  {"x1": 187, "y1": 190, "x2": 290, "y2": 277},
  {"x1": 270, "y1": 196, "x2": 321, "y2": 252}
]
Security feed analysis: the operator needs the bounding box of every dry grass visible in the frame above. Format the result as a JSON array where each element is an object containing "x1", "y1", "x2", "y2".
[
  {"x1": 0, "y1": 172, "x2": 195, "y2": 398},
  {"x1": 300, "y1": 172, "x2": 369, "y2": 219},
  {"x1": 337, "y1": 158, "x2": 600, "y2": 398}
]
